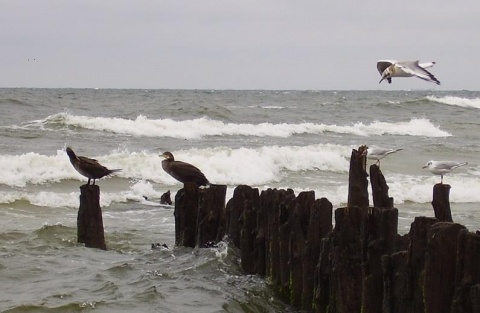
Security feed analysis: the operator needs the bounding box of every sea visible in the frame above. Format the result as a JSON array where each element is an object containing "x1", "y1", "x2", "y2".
[{"x1": 0, "y1": 88, "x2": 479, "y2": 312}]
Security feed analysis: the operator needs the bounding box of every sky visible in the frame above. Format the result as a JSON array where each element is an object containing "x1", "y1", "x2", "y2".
[{"x1": 1, "y1": 1, "x2": 479, "y2": 90}]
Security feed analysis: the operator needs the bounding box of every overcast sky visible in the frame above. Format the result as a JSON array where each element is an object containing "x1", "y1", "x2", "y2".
[{"x1": 1, "y1": 1, "x2": 479, "y2": 90}]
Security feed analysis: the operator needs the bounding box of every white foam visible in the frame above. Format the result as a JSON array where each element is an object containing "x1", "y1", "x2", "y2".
[
  {"x1": 28, "y1": 113, "x2": 450, "y2": 139},
  {"x1": 427, "y1": 96, "x2": 480, "y2": 109},
  {"x1": 0, "y1": 145, "x2": 352, "y2": 187},
  {"x1": 0, "y1": 150, "x2": 76, "y2": 187},
  {"x1": 379, "y1": 173, "x2": 480, "y2": 204},
  {"x1": 169, "y1": 144, "x2": 352, "y2": 185},
  {"x1": 0, "y1": 181, "x2": 168, "y2": 208}
]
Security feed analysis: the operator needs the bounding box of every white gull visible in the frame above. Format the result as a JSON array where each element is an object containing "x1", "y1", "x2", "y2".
[
  {"x1": 377, "y1": 60, "x2": 440, "y2": 85},
  {"x1": 366, "y1": 146, "x2": 403, "y2": 166},
  {"x1": 422, "y1": 160, "x2": 468, "y2": 184}
]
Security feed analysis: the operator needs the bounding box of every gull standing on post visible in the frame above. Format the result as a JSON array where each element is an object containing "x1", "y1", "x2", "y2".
[
  {"x1": 366, "y1": 146, "x2": 403, "y2": 166},
  {"x1": 422, "y1": 160, "x2": 468, "y2": 184},
  {"x1": 377, "y1": 60, "x2": 440, "y2": 85}
]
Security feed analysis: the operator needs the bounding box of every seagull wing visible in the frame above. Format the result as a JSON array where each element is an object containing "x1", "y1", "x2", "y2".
[
  {"x1": 435, "y1": 161, "x2": 463, "y2": 170},
  {"x1": 376, "y1": 60, "x2": 396, "y2": 75},
  {"x1": 397, "y1": 61, "x2": 441, "y2": 85}
]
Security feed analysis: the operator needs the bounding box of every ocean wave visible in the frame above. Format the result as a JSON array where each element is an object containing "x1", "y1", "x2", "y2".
[
  {"x1": 0, "y1": 145, "x2": 352, "y2": 187},
  {"x1": 1, "y1": 164, "x2": 478, "y2": 208},
  {"x1": 426, "y1": 96, "x2": 480, "y2": 109},
  {"x1": 0, "y1": 180, "x2": 166, "y2": 208},
  {"x1": 25, "y1": 113, "x2": 451, "y2": 138}
]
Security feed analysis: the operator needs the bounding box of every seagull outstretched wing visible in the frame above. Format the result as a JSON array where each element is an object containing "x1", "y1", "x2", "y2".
[{"x1": 396, "y1": 61, "x2": 441, "y2": 85}]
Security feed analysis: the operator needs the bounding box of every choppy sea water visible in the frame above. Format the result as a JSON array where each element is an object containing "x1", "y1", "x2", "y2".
[{"x1": 0, "y1": 88, "x2": 479, "y2": 312}]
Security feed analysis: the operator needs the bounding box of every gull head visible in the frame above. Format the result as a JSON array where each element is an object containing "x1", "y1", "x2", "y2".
[
  {"x1": 379, "y1": 67, "x2": 393, "y2": 84},
  {"x1": 422, "y1": 160, "x2": 433, "y2": 169}
]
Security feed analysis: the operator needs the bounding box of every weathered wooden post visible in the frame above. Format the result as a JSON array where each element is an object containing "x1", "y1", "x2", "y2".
[
  {"x1": 77, "y1": 184, "x2": 106, "y2": 250},
  {"x1": 174, "y1": 183, "x2": 199, "y2": 248},
  {"x1": 288, "y1": 191, "x2": 315, "y2": 307},
  {"x1": 197, "y1": 184, "x2": 227, "y2": 247},
  {"x1": 303, "y1": 197, "x2": 332, "y2": 310},
  {"x1": 370, "y1": 164, "x2": 394, "y2": 209},
  {"x1": 329, "y1": 206, "x2": 366, "y2": 313},
  {"x1": 431, "y1": 183, "x2": 453, "y2": 222},
  {"x1": 424, "y1": 222, "x2": 466, "y2": 313},
  {"x1": 408, "y1": 216, "x2": 439, "y2": 313},
  {"x1": 382, "y1": 251, "x2": 409, "y2": 313},
  {"x1": 225, "y1": 185, "x2": 259, "y2": 248},
  {"x1": 451, "y1": 230, "x2": 480, "y2": 313},
  {"x1": 160, "y1": 190, "x2": 172, "y2": 205},
  {"x1": 362, "y1": 206, "x2": 398, "y2": 313},
  {"x1": 262, "y1": 188, "x2": 295, "y2": 287},
  {"x1": 348, "y1": 145, "x2": 369, "y2": 208},
  {"x1": 174, "y1": 183, "x2": 228, "y2": 248}
]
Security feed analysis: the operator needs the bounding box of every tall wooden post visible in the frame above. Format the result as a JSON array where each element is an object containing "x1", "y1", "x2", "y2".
[
  {"x1": 78, "y1": 184, "x2": 106, "y2": 250},
  {"x1": 348, "y1": 146, "x2": 369, "y2": 208}
]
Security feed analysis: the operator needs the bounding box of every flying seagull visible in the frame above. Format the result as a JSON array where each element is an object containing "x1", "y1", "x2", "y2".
[
  {"x1": 422, "y1": 160, "x2": 468, "y2": 184},
  {"x1": 367, "y1": 147, "x2": 403, "y2": 166},
  {"x1": 66, "y1": 147, "x2": 121, "y2": 185},
  {"x1": 160, "y1": 151, "x2": 209, "y2": 186},
  {"x1": 377, "y1": 60, "x2": 440, "y2": 85}
]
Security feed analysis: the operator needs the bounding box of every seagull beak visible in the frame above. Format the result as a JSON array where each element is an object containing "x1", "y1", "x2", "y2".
[
  {"x1": 422, "y1": 165, "x2": 427, "y2": 169},
  {"x1": 379, "y1": 76, "x2": 385, "y2": 84}
]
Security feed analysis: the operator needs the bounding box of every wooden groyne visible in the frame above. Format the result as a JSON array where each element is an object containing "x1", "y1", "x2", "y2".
[{"x1": 173, "y1": 146, "x2": 480, "y2": 313}]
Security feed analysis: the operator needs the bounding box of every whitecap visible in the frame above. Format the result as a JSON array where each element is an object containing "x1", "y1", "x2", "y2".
[{"x1": 426, "y1": 96, "x2": 480, "y2": 109}]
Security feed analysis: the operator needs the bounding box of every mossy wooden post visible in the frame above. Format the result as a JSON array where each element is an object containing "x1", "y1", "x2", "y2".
[
  {"x1": 78, "y1": 184, "x2": 106, "y2": 250},
  {"x1": 348, "y1": 145, "x2": 369, "y2": 208},
  {"x1": 174, "y1": 183, "x2": 199, "y2": 248},
  {"x1": 431, "y1": 183, "x2": 453, "y2": 222}
]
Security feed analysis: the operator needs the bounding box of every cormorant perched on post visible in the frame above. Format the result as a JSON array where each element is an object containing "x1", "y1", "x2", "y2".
[
  {"x1": 66, "y1": 147, "x2": 121, "y2": 185},
  {"x1": 160, "y1": 151, "x2": 209, "y2": 186}
]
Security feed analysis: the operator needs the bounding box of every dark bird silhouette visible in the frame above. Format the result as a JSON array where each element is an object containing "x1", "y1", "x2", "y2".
[
  {"x1": 66, "y1": 147, "x2": 121, "y2": 185},
  {"x1": 161, "y1": 151, "x2": 209, "y2": 186}
]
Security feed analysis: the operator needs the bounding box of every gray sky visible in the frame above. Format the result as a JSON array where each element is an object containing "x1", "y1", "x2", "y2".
[{"x1": 1, "y1": 1, "x2": 479, "y2": 90}]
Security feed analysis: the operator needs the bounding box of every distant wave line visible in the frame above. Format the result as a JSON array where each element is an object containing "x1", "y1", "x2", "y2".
[{"x1": 20, "y1": 113, "x2": 451, "y2": 139}]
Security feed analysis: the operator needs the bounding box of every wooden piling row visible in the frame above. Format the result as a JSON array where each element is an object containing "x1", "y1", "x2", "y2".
[{"x1": 76, "y1": 146, "x2": 480, "y2": 312}]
